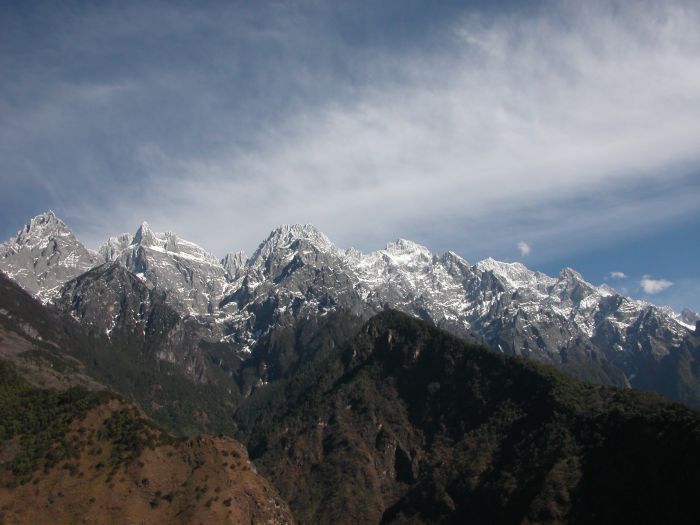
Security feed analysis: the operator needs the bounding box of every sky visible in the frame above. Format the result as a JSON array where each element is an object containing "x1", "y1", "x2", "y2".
[{"x1": 1, "y1": 0, "x2": 699, "y2": 311}]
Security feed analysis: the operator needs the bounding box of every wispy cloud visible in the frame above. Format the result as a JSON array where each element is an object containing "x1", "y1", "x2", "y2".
[
  {"x1": 517, "y1": 241, "x2": 531, "y2": 257},
  {"x1": 609, "y1": 271, "x2": 627, "y2": 279},
  {"x1": 640, "y1": 276, "x2": 674, "y2": 295}
]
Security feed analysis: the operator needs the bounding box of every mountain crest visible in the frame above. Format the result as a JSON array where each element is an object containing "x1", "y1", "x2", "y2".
[
  {"x1": 383, "y1": 238, "x2": 432, "y2": 259},
  {"x1": 12, "y1": 210, "x2": 71, "y2": 249},
  {"x1": 249, "y1": 224, "x2": 336, "y2": 267},
  {"x1": 132, "y1": 221, "x2": 157, "y2": 246},
  {"x1": 474, "y1": 257, "x2": 546, "y2": 289},
  {"x1": 0, "y1": 211, "x2": 102, "y2": 300},
  {"x1": 558, "y1": 267, "x2": 585, "y2": 282},
  {"x1": 99, "y1": 233, "x2": 133, "y2": 262},
  {"x1": 269, "y1": 224, "x2": 333, "y2": 248}
]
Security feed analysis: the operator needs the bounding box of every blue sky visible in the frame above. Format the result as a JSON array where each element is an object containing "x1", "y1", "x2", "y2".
[{"x1": 1, "y1": 0, "x2": 699, "y2": 311}]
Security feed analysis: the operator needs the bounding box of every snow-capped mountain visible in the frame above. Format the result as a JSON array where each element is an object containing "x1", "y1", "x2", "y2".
[
  {"x1": 221, "y1": 228, "x2": 693, "y2": 383},
  {"x1": 99, "y1": 222, "x2": 231, "y2": 316},
  {"x1": 1, "y1": 212, "x2": 698, "y2": 400},
  {"x1": 0, "y1": 211, "x2": 102, "y2": 302}
]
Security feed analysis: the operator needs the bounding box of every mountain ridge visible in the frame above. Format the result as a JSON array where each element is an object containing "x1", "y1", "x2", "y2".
[{"x1": 1, "y1": 212, "x2": 699, "y2": 409}]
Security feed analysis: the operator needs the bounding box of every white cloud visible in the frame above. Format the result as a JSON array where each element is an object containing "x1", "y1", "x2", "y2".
[
  {"x1": 121, "y1": 0, "x2": 700, "y2": 256},
  {"x1": 640, "y1": 276, "x2": 674, "y2": 294},
  {"x1": 517, "y1": 241, "x2": 531, "y2": 257},
  {"x1": 4, "y1": 1, "x2": 700, "y2": 261},
  {"x1": 609, "y1": 271, "x2": 628, "y2": 279}
]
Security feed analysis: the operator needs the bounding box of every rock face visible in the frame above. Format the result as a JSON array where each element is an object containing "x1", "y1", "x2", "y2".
[
  {"x1": 55, "y1": 261, "x2": 240, "y2": 387},
  {"x1": 682, "y1": 307, "x2": 700, "y2": 327},
  {"x1": 2, "y1": 212, "x2": 699, "y2": 407},
  {"x1": 0, "y1": 211, "x2": 102, "y2": 302},
  {"x1": 221, "y1": 250, "x2": 247, "y2": 281}
]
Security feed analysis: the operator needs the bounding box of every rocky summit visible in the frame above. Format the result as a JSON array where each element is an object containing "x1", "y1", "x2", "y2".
[{"x1": 0, "y1": 211, "x2": 102, "y2": 302}]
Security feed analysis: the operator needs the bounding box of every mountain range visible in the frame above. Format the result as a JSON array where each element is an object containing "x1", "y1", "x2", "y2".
[{"x1": 2, "y1": 211, "x2": 699, "y2": 409}]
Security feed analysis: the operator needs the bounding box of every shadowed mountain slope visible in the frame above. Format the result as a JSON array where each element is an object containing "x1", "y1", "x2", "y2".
[{"x1": 235, "y1": 311, "x2": 700, "y2": 525}]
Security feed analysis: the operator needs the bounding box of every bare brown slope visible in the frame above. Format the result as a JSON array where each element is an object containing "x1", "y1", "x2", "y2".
[{"x1": 0, "y1": 397, "x2": 292, "y2": 525}]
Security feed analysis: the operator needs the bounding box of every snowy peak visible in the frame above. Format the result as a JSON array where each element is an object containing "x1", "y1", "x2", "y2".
[
  {"x1": 0, "y1": 211, "x2": 102, "y2": 300},
  {"x1": 475, "y1": 257, "x2": 525, "y2": 275},
  {"x1": 249, "y1": 224, "x2": 336, "y2": 268},
  {"x1": 12, "y1": 210, "x2": 71, "y2": 250},
  {"x1": 558, "y1": 267, "x2": 585, "y2": 282},
  {"x1": 678, "y1": 308, "x2": 700, "y2": 331},
  {"x1": 344, "y1": 239, "x2": 434, "y2": 279},
  {"x1": 104, "y1": 223, "x2": 229, "y2": 316},
  {"x1": 441, "y1": 250, "x2": 470, "y2": 266},
  {"x1": 474, "y1": 257, "x2": 551, "y2": 290},
  {"x1": 267, "y1": 224, "x2": 334, "y2": 251},
  {"x1": 132, "y1": 221, "x2": 157, "y2": 247},
  {"x1": 551, "y1": 267, "x2": 601, "y2": 301},
  {"x1": 382, "y1": 239, "x2": 433, "y2": 262},
  {"x1": 125, "y1": 223, "x2": 221, "y2": 267},
  {"x1": 99, "y1": 233, "x2": 133, "y2": 262}
]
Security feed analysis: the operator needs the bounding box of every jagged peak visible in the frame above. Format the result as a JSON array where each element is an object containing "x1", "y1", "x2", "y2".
[
  {"x1": 122, "y1": 222, "x2": 221, "y2": 267},
  {"x1": 558, "y1": 267, "x2": 585, "y2": 281},
  {"x1": 98, "y1": 233, "x2": 133, "y2": 262},
  {"x1": 680, "y1": 307, "x2": 700, "y2": 326},
  {"x1": 441, "y1": 250, "x2": 469, "y2": 266},
  {"x1": 554, "y1": 267, "x2": 602, "y2": 295},
  {"x1": 599, "y1": 283, "x2": 617, "y2": 295},
  {"x1": 112, "y1": 232, "x2": 133, "y2": 242},
  {"x1": 131, "y1": 223, "x2": 180, "y2": 250},
  {"x1": 22, "y1": 210, "x2": 66, "y2": 234},
  {"x1": 343, "y1": 247, "x2": 363, "y2": 259},
  {"x1": 249, "y1": 224, "x2": 336, "y2": 266},
  {"x1": 475, "y1": 257, "x2": 527, "y2": 274},
  {"x1": 269, "y1": 224, "x2": 332, "y2": 244},
  {"x1": 31, "y1": 209, "x2": 59, "y2": 224},
  {"x1": 474, "y1": 257, "x2": 554, "y2": 290},
  {"x1": 4, "y1": 210, "x2": 76, "y2": 251},
  {"x1": 384, "y1": 238, "x2": 431, "y2": 255},
  {"x1": 132, "y1": 221, "x2": 156, "y2": 246}
]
